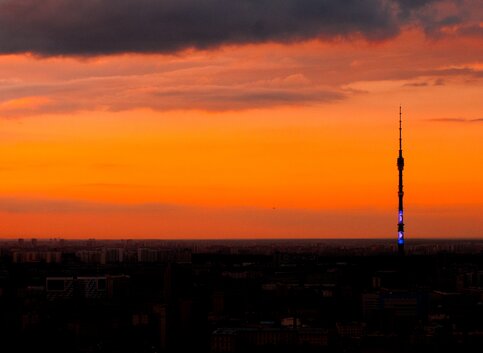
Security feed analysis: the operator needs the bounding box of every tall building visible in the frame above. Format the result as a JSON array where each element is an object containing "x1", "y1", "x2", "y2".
[{"x1": 397, "y1": 106, "x2": 405, "y2": 256}]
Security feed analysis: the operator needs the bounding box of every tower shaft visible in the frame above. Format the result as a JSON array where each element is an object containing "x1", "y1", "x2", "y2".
[{"x1": 397, "y1": 106, "x2": 405, "y2": 255}]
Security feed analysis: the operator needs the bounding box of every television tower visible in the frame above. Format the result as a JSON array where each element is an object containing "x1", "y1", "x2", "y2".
[{"x1": 397, "y1": 106, "x2": 405, "y2": 256}]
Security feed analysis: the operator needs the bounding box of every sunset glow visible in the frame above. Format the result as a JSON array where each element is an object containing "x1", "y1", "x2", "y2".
[{"x1": 0, "y1": 0, "x2": 481, "y2": 238}]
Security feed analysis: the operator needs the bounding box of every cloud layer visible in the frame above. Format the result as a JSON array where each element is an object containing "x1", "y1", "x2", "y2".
[
  {"x1": 0, "y1": 0, "x2": 477, "y2": 56},
  {"x1": 0, "y1": 197, "x2": 481, "y2": 238},
  {"x1": 428, "y1": 117, "x2": 483, "y2": 123}
]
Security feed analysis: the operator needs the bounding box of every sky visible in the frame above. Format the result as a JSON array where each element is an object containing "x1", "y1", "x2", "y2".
[{"x1": 0, "y1": 0, "x2": 482, "y2": 239}]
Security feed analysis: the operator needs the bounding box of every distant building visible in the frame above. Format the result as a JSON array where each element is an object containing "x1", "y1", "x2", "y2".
[
  {"x1": 137, "y1": 248, "x2": 158, "y2": 262},
  {"x1": 77, "y1": 276, "x2": 107, "y2": 299},
  {"x1": 12, "y1": 251, "x2": 62, "y2": 263},
  {"x1": 153, "y1": 304, "x2": 168, "y2": 350},
  {"x1": 336, "y1": 322, "x2": 366, "y2": 339},
  {"x1": 45, "y1": 275, "x2": 129, "y2": 301},
  {"x1": 298, "y1": 328, "x2": 329, "y2": 346},
  {"x1": 362, "y1": 289, "x2": 427, "y2": 331},
  {"x1": 107, "y1": 274, "x2": 130, "y2": 299},
  {"x1": 211, "y1": 328, "x2": 238, "y2": 353},
  {"x1": 76, "y1": 250, "x2": 104, "y2": 263},
  {"x1": 104, "y1": 248, "x2": 124, "y2": 263},
  {"x1": 46, "y1": 277, "x2": 74, "y2": 300},
  {"x1": 211, "y1": 328, "x2": 328, "y2": 353}
]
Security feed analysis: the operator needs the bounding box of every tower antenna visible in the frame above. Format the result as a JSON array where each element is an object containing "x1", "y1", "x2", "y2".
[{"x1": 399, "y1": 105, "x2": 402, "y2": 150}]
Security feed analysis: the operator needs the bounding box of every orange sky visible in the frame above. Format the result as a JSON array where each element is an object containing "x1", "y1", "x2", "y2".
[{"x1": 0, "y1": 26, "x2": 482, "y2": 238}]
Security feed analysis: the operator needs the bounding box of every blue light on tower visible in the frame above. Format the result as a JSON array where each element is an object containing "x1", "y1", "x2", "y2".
[{"x1": 398, "y1": 211, "x2": 404, "y2": 245}]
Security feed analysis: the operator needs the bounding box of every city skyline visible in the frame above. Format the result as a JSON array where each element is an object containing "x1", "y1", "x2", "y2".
[{"x1": 0, "y1": 0, "x2": 482, "y2": 238}]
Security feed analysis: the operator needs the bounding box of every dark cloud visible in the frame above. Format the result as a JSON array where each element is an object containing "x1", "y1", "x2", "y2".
[
  {"x1": 458, "y1": 24, "x2": 483, "y2": 37},
  {"x1": 403, "y1": 81, "x2": 429, "y2": 87},
  {"x1": 396, "y1": 0, "x2": 439, "y2": 18},
  {"x1": 421, "y1": 15, "x2": 463, "y2": 37},
  {"x1": 0, "y1": 0, "x2": 471, "y2": 56},
  {"x1": 398, "y1": 0, "x2": 438, "y2": 8},
  {"x1": 433, "y1": 78, "x2": 445, "y2": 86},
  {"x1": 0, "y1": 73, "x2": 345, "y2": 116},
  {"x1": 148, "y1": 86, "x2": 345, "y2": 111},
  {"x1": 420, "y1": 67, "x2": 483, "y2": 79},
  {"x1": 428, "y1": 118, "x2": 483, "y2": 123}
]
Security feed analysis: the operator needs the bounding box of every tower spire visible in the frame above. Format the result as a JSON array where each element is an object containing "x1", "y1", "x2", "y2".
[
  {"x1": 397, "y1": 106, "x2": 405, "y2": 256},
  {"x1": 399, "y1": 105, "x2": 402, "y2": 151}
]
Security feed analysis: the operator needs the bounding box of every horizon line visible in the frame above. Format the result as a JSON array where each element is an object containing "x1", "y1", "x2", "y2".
[{"x1": 2, "y1": 237, "x2": 483, "y2": 241}]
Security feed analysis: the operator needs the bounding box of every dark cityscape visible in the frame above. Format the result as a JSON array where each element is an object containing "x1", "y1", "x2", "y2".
[{"x1": 1, "y1": 238, "x2": 482, "y2": 352}]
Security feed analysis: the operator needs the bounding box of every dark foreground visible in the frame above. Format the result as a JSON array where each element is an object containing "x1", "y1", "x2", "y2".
[{"x1": 0, "y1": 239, "x2": 482, "y2": 353}]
